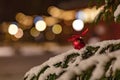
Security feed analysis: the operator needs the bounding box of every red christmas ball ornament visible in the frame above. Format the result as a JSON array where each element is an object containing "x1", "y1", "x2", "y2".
[
  {"x1": 68, "y1": 28, "x2": 88, "y2": 50},
  {"x1": 73, "y1": 37, "x2": 85, "y2": 50}
]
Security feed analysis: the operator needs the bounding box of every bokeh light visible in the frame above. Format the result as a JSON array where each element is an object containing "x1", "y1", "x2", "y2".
[
  {"x1": 35, "y1": 20, "x2": 47, "y2": 31},
  {"x1": 95, "y1": 25, "x2": 106, "y2": 35},
  {"x1": 14, "y1": 28, "x2": 24, "y2": 39},
  {"x1": 45, "y1": 31, "x2": 55, "y2": 40},
  {"x1": 15, "y1": 13, "x2": 33, "y2": 29},
  {"x1": 52, "y1": 24, "x2": 62, "y2": 34},
  {"x1": 34, "y1": 16, "x2": 43, "y2": 23},
  {"x1": 48, "y1": 6, "x2": 63, "y2": 18},
  {"x1": 44, "y1": 17, "x2": 60, "y2": 26},
  {"x1": 82, "y1": 6, "x2": 103, "y2": 22},
  {"x1": 15, "y1": 12, "x2": 26, "y2": 21},
  {"x1": 21, "y1": 16, "x2": 33, "y2": 27},
  {"x1": 8, "y1": 23, "x2": 18, "y2": 35},
  {"x1": 61, "y1": 10, "x2": 75, "y2": 20},
  {"x1": 1, "y1": 22, "x2": 9, "y2": 33},
  {"x1": 16, "y1": 13, "x2": 33, "y2": 28},
  {"x1": 72, "y1": 19, "x2": 84, "y2": 31},
  {"x1": 48, "y1": 6, "x2": 75, "y2": 20},
  {"x1": 76, "y1": 11, "x2": 86, "y2": 21},
  {"x1": 30, "y1": 27, "x2": 40, "y2": 37}
]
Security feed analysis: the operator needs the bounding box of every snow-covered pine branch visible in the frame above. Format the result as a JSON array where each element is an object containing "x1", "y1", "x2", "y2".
[
  {"x1": 114, "y1": 4, "x2": 120, "y2": 22},
  {"x1": 94, "y1": 0, "x2": 120, "y2": 23},
  {"x1": 24, "y1": 40, "x2": 120, "y2": 80}
]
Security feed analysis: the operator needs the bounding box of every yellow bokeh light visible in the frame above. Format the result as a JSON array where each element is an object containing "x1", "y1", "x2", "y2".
[
  {"x1": 61, "y1": 10, "x2": 75, "y2": 20},
  {"x1": 44, "y1": 17, "x2": 60, "y2": 26},
  {"x1": 48, "y1": 6, "x2": 75, "y2": 20},
  {"x1": 14, "y1": 28, "x2": 24, "y2": 39},
  {"x1": 82, "y1": 6, "x2": 103, "y2": 22},
  {"x1": 8, "y1": 24, "x2": 18, "y2": 35},
  {"x1": 75, "y1": 6, "x2": 104, "y2": 23},
  {"x1": 16, "y1": 13, "x2": 33, "y2": 28},
  {"x1": 30, "y1": 27, "x2": 40, "y2": 37},
  {"x1": 15, "y1": 12, "x2": 26, "y2": 21},
  {"x1": 21, "y1": 16, "x2": 33, "y2": 27},
  {"x1": 52, "y1": 24, "x2": 62, "y2": 34},
  {"x1": 1, "y1": 22, "x2": 9, "y2": 33},
  {"x1": 35, "y1": 20, "x2": 47, "y2": 31},
  {"x1": 48, "y1": 6, "x2": 63, "y2": 18}
]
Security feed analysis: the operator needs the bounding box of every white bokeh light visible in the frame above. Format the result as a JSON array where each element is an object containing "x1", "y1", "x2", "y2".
[
  {"x1": 14, "y1": 28, "x2": 24, "y2": 39},
  {"x1": 76, "y1": 11, "x2": 86, "y2": 21},
  {"x1": 8, "y1": 24, "x2": 18, "y2": 35},
  {"x1": 35, "y1": 20, "x2": 47, "y2": 31},
  {"x1": 72, "y1": 19, "x2": 84, "y2": 31}
]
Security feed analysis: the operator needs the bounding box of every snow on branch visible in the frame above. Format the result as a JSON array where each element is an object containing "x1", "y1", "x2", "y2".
[{"x1": 24, "y1": 39, "x2": 120, "y2": 80}]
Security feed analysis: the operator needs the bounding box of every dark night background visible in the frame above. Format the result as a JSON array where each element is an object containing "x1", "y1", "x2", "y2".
[
  {"x1": 0, "y1": 0, "x2": 119, "y2": 80},
  {"x1": 0, "y1": 0, "x2": 90, "y2": 22}
]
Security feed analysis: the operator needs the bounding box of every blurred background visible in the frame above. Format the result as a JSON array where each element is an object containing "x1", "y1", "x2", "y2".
[{"x1": 0, "y1": 0, "x2": 120, "y2": 80}]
